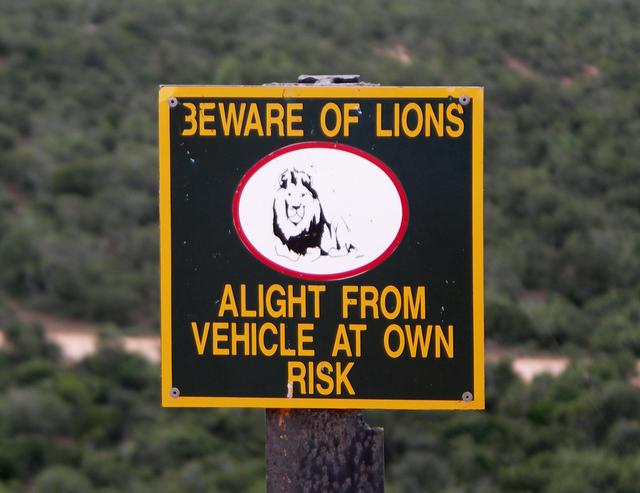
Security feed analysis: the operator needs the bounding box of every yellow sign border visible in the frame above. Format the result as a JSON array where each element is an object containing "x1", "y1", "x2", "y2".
[{"x1": 159, "y1": 85, "x2": 484, "y2": 410}]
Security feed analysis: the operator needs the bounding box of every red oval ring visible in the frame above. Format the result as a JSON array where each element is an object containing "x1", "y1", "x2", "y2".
[{"x1": 232, "y1": 141, "x2": 409, "y2": 280}]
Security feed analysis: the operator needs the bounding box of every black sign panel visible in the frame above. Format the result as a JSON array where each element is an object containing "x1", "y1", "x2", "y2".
[{"x1": 159, "y1": 86, "x2": 484, "y2": 409}]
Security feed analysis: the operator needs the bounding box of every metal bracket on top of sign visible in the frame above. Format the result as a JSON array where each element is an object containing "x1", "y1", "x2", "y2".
[
  {"x1": 262, "y1": 74, "x2": 379, "y2": 86},
  {"x1": 297, "y1": 74, "x2": 363, "y2": 84}
]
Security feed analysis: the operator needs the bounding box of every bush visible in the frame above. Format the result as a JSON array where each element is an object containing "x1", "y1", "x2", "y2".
[
  {"x1": 486, "y1": 294, "x2": 533, "y2": 344},
  {"x1": 31, "y1": 466, "x2": 93, "y2": 493}
]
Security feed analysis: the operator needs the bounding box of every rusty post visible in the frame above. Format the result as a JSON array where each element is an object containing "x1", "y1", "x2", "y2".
[{"x1": 266, "y1": 409, "x2": 384, "y2": 492}]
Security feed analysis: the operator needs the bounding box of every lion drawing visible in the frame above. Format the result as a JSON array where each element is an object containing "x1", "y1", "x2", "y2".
[{"x1": 273, "y1": 169, "x2": 355, "y2": 260}]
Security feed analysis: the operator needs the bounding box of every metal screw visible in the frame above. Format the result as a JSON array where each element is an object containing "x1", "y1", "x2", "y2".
[
  {"x1": 168, "y1": 97, "x2": 178, "y2": 108},
  {"x1": 459, "y1": 95, "x2": 470, "y2": 106},
  {"x1": 462, "y1": 391, "x2": 473, "y2": 402},
  {"x1": 169, "y1": 387, "x2": 180, "y2": 398}
]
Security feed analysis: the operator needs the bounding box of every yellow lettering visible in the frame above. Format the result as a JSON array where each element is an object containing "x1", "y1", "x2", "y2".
[
  {"x1": 320, "y1": 102, "x2": 341, "y2": 137},
  {"x1": 331, "y1": 323, "x2": 352, "y2": 357},
  {"x1": 384, "y1": 324, "x2": 404, "y2": 358},
  {"x1": 182, "y1": 102, "x2": 197, "y2": 136},
  {"x1": 278, "y1": 322, "x2": 295, "y2": 357},
  {"x1": 288, "y1": 361, "x2": 306, "y2": 395},
  {"x1": 287, "y1": 360, "x2": 356, "y2": 396},
  {"x1": 393, "y1": 103, "x2": 400, "y2": 137},
  {"x1": 218, "y1": 102, "x2": 246, "y2": 136},
  {"x1": 240, "y1": 284, "x2": 256, "y2": 317},
  {"x1": 218, "y1": 284, "x2": 238, "y2": 317},
  {"x1": 335, "y1": 362, "x2": 355, "y2": 395},
  {"x1": 349, "y1": 324, "x2": 367, "y2": 357},
  {"x1": 266, "y1": 284, "x2": 286, "y2": 318},
  {"x1": 191, "y1": 321, "x2": 210, "y2": 355},
  {"x1": 212, "y1": 322, "x2": 229, "y2": 355},
  {"x1": 435, "y1": 324, "x2": 454, "y2": 358},
  {"x1": 376, "y1": 103, "x2": 392, "y2": 137},
  {"x1": 343, "y1": 103, "x2": 360, "y2": 137},
  {"x1": 198, "y1": 102, "x2": 216, "y2": 136},
  {"x1": 287, "y1": 103, "x2": 304, "y2": 137},
  {"x1": 403, "y1": 286, "x2": 426, "y2": 319},
  {"x1": 251, "y1": 322, "x2": 257, "y2": 355},
  {"x1": 259, "y1": 322, "x2": 278, "y2": 356},
  {"x1": 297, "y1": 323, "x2": 315, "y2": 357},
  {"x1": 231, "y1": 322, "x2": 250, "y2": 356},
  {"x1": 401, "y1": 102, "x2": 423, "y2": 138},
  {"x1": 308, "y1": 285, "x2": 326, "y2": 317},
  {"x1": 360, "y1": 285, "x2": 379, "y2": 319},
  {"x1": 287, "y1": 285, "x2": 306, "y2": 318},
  {"x1": 446, "y1": 103, "x2": 464, "y2": 137},
  {"x1": 265, "y1": 103, "x2": 285, "y2": 136},
  {"x1": 405, "y1": 324, "x2": 432, "y2": 358},
  {"x1": 257, "y1": 284, "x2": 264, "y2": 317},
  {"x1": 243, "y1": 103, "x2": 264, "y2": 136},
  {"x1": 380, "y1": 285, "x2": 401, "y2": 319},
  {"x1": 316, "y1": 361, "x2": 334, "y2": 395},
  {"x1": 425, "y1": 103, "x2": 444, "y2": 137},
  {"x1": 342, "y1": 285, "x2": 359, "y2": 318}
]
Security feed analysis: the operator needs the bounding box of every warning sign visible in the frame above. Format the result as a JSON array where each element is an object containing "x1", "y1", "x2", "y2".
[{"x1": 159, "y1": 86, "x2": 484, "y2": 410}]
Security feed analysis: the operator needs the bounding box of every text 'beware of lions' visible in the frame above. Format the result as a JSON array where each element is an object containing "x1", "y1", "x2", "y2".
[{"x1": 180, "y1": 101, "x2": 466, "y2": 138}]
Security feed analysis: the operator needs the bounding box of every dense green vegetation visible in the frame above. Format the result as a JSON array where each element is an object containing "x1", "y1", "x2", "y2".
[
  {"x1": 1, "y1": 321, "x2": 639, "y2": 492},
  {"x1": 0, "y1": 0, "x2": 639, "y2": 491}
]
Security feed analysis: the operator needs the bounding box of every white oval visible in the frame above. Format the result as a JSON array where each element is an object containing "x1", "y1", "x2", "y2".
[{"x1": 233, "y1": 142, "x2": 408, "y2": 280}]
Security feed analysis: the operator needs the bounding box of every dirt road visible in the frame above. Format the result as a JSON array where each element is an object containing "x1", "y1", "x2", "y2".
[{"x1": 8, "y1": 306, "x2": 160, "y2": 363}]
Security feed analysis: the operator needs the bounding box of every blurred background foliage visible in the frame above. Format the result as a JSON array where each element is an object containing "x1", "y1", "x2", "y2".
[{"x1": 0, "y1": 0, "x2": 639, "y2": 491}]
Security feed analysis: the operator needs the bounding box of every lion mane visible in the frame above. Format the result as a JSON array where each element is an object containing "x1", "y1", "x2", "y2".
[{"x1": 273, "y1": 169, "x2": 354, "y2": 257}]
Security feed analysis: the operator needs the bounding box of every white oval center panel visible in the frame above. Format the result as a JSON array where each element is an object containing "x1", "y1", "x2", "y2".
[{"x1": 233, "y1": 142, "x2": 409, "y2": 280}]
